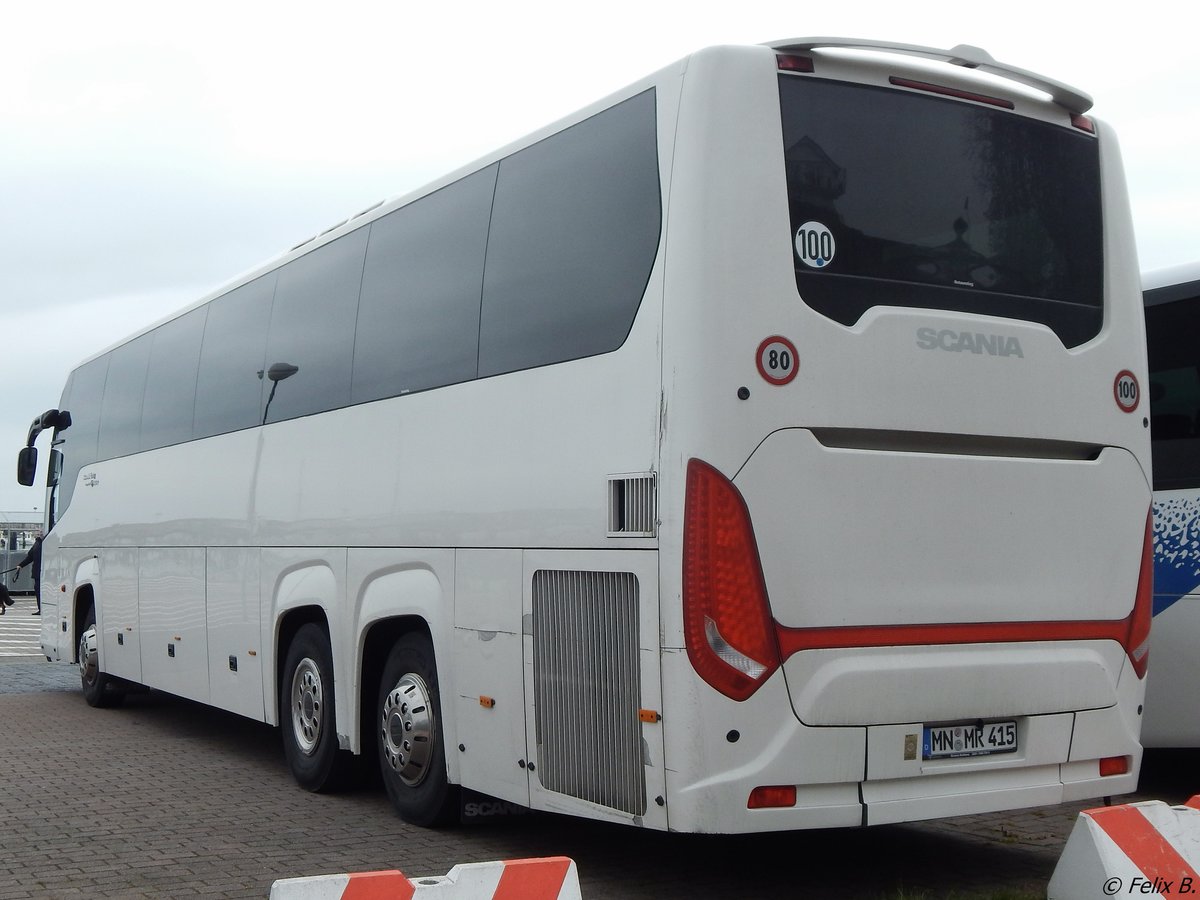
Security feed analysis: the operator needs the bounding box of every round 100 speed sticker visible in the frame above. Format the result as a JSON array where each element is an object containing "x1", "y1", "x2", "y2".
[
  {"x1": 756, "y1": 336, "x2": 799, "y2": 386},
  {"x1": 1113, "y1": 370, "x2": 1139, "y2": 413},
  {"x1": 795, "y1": 221, "x2": 836, "y2": 269}
]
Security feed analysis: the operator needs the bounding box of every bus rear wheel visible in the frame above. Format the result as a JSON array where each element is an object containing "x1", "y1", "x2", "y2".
[
  {"x1": 281, "y1": 623, "x2": 349, "y2": 792},
  {"x1": 377, "y1": 633, "x2": 457, "y2": 826},
  {"x1": 79, "y1": 607, "x2": 125, "y2": 708}
]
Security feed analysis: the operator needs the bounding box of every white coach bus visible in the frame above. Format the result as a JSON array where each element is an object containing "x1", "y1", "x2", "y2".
[
  {"x1": 1142, "y1": 262, "x2": 1200, "y2": 747},
  {"x1": 18, "y1": 38, "x2": 1151, "y2": 832}
]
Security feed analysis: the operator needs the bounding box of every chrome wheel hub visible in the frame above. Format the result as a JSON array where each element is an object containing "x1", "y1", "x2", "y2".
[
  {"x1": 290, "y1": 657, "x2": 324, "y2": 755},
  {"x1": 381, "y1": 673, "x2": 434, "y2": 787},
  {"x1": 78, "y1": 625, "x2": 98, "y2": 686}
]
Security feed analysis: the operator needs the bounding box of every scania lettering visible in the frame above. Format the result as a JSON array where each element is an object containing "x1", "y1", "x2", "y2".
[
  {"x1": 17, "y1": 38, "x2": 1148, "y2": 833},
  {"x1": 916, "y1": 327, "x2": 1025, "y2": 357}
]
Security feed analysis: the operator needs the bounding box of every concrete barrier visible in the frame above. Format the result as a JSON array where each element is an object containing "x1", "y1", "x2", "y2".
[
  {"x1": 1048, "y1": 796, "x2": 1200, "y2": 898},
  {"x1": 269, "y1": 856, "x2": 581, "y2": 900}
]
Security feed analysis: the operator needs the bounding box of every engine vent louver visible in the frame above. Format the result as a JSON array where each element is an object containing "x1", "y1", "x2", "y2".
[
  {"x1": 607, "y1": 473, "x2": 657, "y2": 537},
  {"x1": 532, "y1": 570, "x2": 645, "y2": 816}
]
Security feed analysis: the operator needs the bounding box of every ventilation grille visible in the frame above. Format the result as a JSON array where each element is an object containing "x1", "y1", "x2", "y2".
[
  {"x1": 607, "y1": 473, "x2": 657, "y2": 537},
  {"x1": 532, "y1": 570, "x2": 645, "y2": 815}
]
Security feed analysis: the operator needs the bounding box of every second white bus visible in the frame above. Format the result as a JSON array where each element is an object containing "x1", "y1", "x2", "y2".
[
  {"x1": 1142, "y1": 262, "x2": 1200, "y2": 747},
  {"x1": 19, "y1": 38, "x2": 1150, "y2": 832}
]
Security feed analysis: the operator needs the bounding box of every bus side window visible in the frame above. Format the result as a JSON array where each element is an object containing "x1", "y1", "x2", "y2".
[
  {"x1": 352, "y1": 165, "x2": 495, "y2": 404},
  {"x1": 262, "y1": 228, "x2": 369, "y2": 424},
  {"x1": 478, "y1": 89, "x2": 661, "y2": 378}
]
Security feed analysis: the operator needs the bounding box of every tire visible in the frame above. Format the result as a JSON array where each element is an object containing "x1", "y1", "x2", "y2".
[
  {"x1": 78, "y1": 607, "x2": 125, "y2": 709},
  {"x1": 377, "y1": 633, "x2": 458, "y2": 826},
  {"x1": 280, "y1": 623, "x2": 350, "y2": 792}
]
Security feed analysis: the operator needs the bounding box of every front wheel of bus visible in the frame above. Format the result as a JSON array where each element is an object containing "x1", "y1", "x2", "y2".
[
  {"x1": 79, "y1": 608, "x2": 124, "y2": 708},
  {"x1": 281, "y1": 623, "x2": 348, "y2": 792},
  {"x1": 377, "y1": 633, "x2": 457, "y2": 826}
]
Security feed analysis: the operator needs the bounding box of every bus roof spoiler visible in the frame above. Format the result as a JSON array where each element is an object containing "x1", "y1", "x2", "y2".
[{"x1": 768, "y1": 37, "x2": 1094, "y2": 115}]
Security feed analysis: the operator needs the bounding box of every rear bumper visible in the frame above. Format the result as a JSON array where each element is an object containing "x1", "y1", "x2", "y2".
[
  {"x1": 660, "y1": 647, "x2": 1144, "y2": 834},
  {"x1": 783, "y1": 640, "x2": 1122, "y2": 726}
]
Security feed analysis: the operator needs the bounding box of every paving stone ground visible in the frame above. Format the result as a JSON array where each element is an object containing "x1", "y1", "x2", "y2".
[{"x1": 0, "y1": 658, "x2": 1195, "y2": 899}]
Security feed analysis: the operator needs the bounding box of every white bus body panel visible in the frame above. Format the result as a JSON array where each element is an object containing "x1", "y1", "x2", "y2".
[
  {"x1": 739, "y1": 431, "x2": 1145, "y2": 635},
  {"x1": 139, "y1": 546, "x2": 209, "y2": 705},
  {"x1": 451, "y1": 549, "x2": 529, "y2": 805},
  {"x1": 98, "y1": 547, "x2": 141, "y2": 684},
  {"x1": 207, "y1": 547, "x2": 264, "y2": 720},
  {"x1": 652, "y1": 45, "x2": 1148, "y2": 829}
]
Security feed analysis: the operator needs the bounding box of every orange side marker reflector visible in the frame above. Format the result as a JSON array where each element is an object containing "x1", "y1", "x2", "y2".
[
  {"x1": 479, "y1": 696, "x2": 495, "y2": 709},
  {"x1": 639, "y1": 709, "x2": 660, "y2": 723}
]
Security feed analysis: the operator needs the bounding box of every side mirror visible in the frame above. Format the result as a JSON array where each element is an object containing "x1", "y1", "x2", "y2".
[{"x1": 17, "y1": 447, "x2": 37, "y2": 487}]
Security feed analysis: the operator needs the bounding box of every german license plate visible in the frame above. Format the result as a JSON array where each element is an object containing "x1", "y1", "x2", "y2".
[{"x1": 922, "y1": 720, "x2": 1017, "y2": 760}]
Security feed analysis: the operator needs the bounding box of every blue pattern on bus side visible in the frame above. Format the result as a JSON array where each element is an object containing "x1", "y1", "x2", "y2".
[{"x1": 1153, "y1": 495, "x2": 1200, "y2": 616}]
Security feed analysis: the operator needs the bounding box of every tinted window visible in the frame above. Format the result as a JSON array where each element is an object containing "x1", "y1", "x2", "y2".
[
  {"x1": 141, "y1": 306, "x2": 206, "y2": 451},
  {"x1": 264, "y1": 228, "x2": 369, "y2": 423},
  {"x1": 97, "y1": 336, "x2": 152, "y2": 460},
  {"x1": 194, "y1": 274, "x2": 275, "y2": 438},
  {"x1": 57, "y1": 354, "x2": 110, "y2": 513},
  {"x1": 1147, "y1": 286, "x2": 1200, "y2": 490},
  {"x1": 352, "y1": 166, "x2": 496, "y2": 403},
  {"x1": 478, "y1": 89, "x2": 661, "y2": 377},
  {"x1": 779, "y1": 76, "x2": 1103, "y2": 347}
]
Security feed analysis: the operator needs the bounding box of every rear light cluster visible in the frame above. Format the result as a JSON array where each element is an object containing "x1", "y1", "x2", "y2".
[
  {"x1": 682, "y1": 459, "x2": 781, "y2": 701},
  {"x1": 1071, "y1": 114, "x2": 1095, "y2": 133},
  {"x1": 776, "y1": 54, "x2": 814, "y2": 73},
  {"x1": 1124, "y1": 513, "x2": 1154, "y2": 679},
  {"x1": 888, "y1": 76, "x2": 1014, "y2": 109}
]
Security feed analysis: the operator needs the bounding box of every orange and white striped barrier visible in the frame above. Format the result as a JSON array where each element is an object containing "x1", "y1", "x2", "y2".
[
  {"x1": 1048, "y1": 796, "x2": 1200, "y2": 898},
  {"x1": 269, "y1": 856, "x2": 581, "y2": 900}
]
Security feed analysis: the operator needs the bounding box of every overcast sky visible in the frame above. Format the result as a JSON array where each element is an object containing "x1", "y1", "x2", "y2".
[{"x1": 2, "y1": 0, "x2": 1196, "y2": 514}]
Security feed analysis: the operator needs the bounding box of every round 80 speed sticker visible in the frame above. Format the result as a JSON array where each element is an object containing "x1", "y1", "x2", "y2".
[{"x1": 756, "y1": 336, "x2": 799, "y2": 386}]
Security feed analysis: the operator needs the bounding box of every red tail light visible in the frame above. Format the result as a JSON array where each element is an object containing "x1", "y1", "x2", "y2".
[
  {"x1": 776, "y1": 54, "x2": 814, "y2": 73},
  {"x1": 748, "y1": 785, "x2": 797, "y2": 809},
  {"x1": 1125, "y1": 512, "x2": 1154, "y2": 679},
  {"x1": 683, "y1": 458, "x2": 781, "y2": 700},
  {"x1": 888, "y1": 76, "x2": 1014, "y2": 109},
  {"x1": 1099, "y1": 756, "x2": 1130, "y2": 777},
  {"x1": 1071, "y1": 114, "x2": 1095, "y2": 133}
]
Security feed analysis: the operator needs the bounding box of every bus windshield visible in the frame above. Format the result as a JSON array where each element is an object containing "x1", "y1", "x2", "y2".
[{"x1": 780, "y1": 75, "x2": 1103, "y2": 347}]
